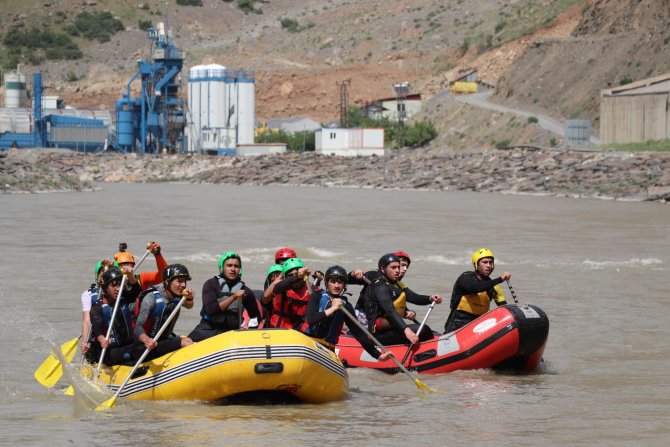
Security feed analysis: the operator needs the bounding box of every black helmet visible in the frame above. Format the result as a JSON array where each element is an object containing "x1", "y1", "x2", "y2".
[
  {"x1": 163, "y1": 264, "x2": 192, "y2": 283},
  {"x1": 100, "y1": 267, "x2": 123, "y2": 288},
  {"x1": 325, "y1": 265, "x2": 348, "y2": 283},
  {"x1": 378, "y1": 253, "x2": 400, "y2": 270}
]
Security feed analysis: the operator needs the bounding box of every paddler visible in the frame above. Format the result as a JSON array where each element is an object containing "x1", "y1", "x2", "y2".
[
  {"x1": 359, "y1": 253, "x2": 440, "y2": 346},
  {"x1": 133, "y1": 264, "x2": 194, "y2": 361},
  {"x1": 444, "y1": 248, "x2": 510, "y2": 333},
  {"x1": 304, "y1": 265, "x2": 390, "y2": 360},
  {"x1": 350, "y1": 250, "x2": 441, "y2": 333}
]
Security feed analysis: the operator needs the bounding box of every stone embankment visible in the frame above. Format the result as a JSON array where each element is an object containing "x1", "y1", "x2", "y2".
[{"x1": 1, "y1": 147, "x2": 669, "y2": 202}]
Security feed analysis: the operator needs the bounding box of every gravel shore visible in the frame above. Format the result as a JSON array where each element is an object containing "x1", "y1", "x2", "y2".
[{"x1": 2, "y1": 147, "x2": 669, "y2": 202}]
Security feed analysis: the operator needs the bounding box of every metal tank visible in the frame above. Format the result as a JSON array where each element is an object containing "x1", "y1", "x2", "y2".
[
  {"x1": 3, "y1": 71, "x2": 27, "y2": 108},
  {"x1": 187, "y1": 65, "x2": 255, "y2": 154},
  {"x1": 236, "y1": 69, "x2": 256, "y2": 145}
]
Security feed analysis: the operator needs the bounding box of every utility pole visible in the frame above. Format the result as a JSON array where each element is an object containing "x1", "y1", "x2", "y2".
[
  {"x1": 337, "y1": 79, "x2": 351, "y2": 127},
  {"x1": 393, "y1": 82, "x2": 409, "y2": 149}
]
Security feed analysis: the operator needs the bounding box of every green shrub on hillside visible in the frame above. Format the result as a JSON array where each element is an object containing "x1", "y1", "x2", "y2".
[
  {"x1": 1, "y1": 28, "x2": 82, "y2": 68},
  {"x1": 176, "y1": 0, "x2": 203, "y2": 6},
  {"x1": 71, "y1": 11, "x2": 124, "y2": 43},
  {"x1": 238, "y1": 0, "x2": 263, "y2": 14}
]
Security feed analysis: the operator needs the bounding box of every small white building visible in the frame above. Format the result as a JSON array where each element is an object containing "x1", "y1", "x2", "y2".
[
  {"x1": 315, "y1": 128, "x2": 385, "y2": 156},
  {"x1": 363, "y1": 93, "x2": 422, "y2": 121}
]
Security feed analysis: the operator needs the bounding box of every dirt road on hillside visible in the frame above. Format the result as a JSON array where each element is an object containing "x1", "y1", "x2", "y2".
[{"x1": 455, "y1": 91, "x2": 601, "y2": 146}]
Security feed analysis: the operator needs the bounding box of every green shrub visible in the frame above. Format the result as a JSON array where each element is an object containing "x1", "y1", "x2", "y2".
[
  {"x1": 280, "y1": 18, "x2": 301, "y2": 33},
  {"x1": 255, "y1": 129, "x2": 316, "y2": 152},
  {"x1": 2, "y1": 27, "x2": 82, "y2": 66},
  {"x1": 495, "y1": 139, "x2": 511, "y2": 149},
  {"x1": 527, "y1": 116, "x2": 539, "y2": 123},
  {"x1": 138, "y1": 20, "x2": 153, "y2": 31},
  {"x1": 73, "y1": 11, "x2": 124, "y2": 43},
  {"x1": 176, "y1": 0, "x2": 203, "y2": 5}
]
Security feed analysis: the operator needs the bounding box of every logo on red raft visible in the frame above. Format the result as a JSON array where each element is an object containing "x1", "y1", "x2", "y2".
[{"x1": 472, "y1": 318, "x2": 497, "y2": 334}]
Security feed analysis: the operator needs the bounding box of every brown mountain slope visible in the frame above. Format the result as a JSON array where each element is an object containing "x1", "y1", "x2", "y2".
[{"x1": 2, "y1": 0, "x2": 669, "y2": 148}]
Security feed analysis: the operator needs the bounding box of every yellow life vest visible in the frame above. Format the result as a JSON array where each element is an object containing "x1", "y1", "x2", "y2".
[
  {"x1": 456, "y1": 285, "x2": 506, "y2": 316},
  {"x1": 375, "y1": 291, "x2": 407, "y2": 331},
  {"x1": 393, "y1": 291, "x2": 407, "y2": 318}
]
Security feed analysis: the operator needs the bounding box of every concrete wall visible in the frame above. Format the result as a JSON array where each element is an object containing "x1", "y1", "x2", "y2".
[{"x1": 600, "y1": 93, "x2": 670, "y2": 144}]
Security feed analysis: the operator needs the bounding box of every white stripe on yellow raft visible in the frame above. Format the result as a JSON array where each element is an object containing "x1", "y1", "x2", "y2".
[{"x1": 94, "y1": 329, "x2": 348, "y2": 404}]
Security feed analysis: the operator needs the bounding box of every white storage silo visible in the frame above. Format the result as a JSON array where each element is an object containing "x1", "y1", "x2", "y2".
[
  {"x1": 3, "y1": 71, "x2": 27, "y2": 108},
  {"x1": 237, "y1": 69, "x2": 255, "y2": 145}
]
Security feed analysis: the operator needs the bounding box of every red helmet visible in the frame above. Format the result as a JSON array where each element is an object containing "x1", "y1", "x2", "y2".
[
  {"x1": 274, "y1": 247, "x2": 297, "y2": 264},
  {"x1": 394, "y1": 251, "x2": 411, "y2": 265}
]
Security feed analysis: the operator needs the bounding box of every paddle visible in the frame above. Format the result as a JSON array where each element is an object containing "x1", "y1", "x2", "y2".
[
  {"x1": 506, "y1": 280, "x2": 519, "y2": 304},
  {"x1": 400, "y1": 301, "x2": 435, "y2": 365},
  {"x1": 338, "y1": 304, "x2": 433, "y2": 392},
  {"x1": 96, "y1": 295, "x2": 187, "y2": 411},
  {"x1": 33, "y1": 336, "x2": 81, "y2": 388},
  {"x1": 95, "y1": 274, "x2": 128, "y2": 376}
]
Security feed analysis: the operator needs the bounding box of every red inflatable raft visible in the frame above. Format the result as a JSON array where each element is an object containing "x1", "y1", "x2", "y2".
[{"x1": 335, "y1": 304, "x2": 549, "y2": 374}]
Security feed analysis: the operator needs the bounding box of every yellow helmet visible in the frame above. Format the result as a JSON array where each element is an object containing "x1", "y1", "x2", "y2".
[{"x1": 472, "y1": 248, "x2": 494, "y2": 269}]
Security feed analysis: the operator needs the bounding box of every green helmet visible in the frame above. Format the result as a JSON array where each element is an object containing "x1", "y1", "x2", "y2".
[
  {"x1": 266, "y1": 263, "x2": 283, "y2": 278},
  {"x1": 94, "y1": 259, "x2": 118, "y2": 281},
  {"x1": 281, "y1": 257, "x2": 304, "y2": 276},
  {"x1": 218, "y1": 251, "x2": 242, "y2": 276}
]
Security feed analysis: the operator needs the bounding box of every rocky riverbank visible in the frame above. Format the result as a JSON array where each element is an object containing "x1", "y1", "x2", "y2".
[{"x1": 1, "y1": 148, "x2": 669, "y2": 202}]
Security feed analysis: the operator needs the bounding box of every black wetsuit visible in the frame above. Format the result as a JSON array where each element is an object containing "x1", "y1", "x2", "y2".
[{"x1": 444, "y1": 271, "x2": 506, "y2": 333}]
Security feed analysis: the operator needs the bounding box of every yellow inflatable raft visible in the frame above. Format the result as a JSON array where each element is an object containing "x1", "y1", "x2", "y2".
[{"x1": 94, "y1": 328, "x2": 348, "y2": 403}]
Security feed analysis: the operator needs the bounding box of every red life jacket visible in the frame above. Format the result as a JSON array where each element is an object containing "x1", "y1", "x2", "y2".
[{"x1": 270, "y1": 285, "x2": 310, "y2": 329}]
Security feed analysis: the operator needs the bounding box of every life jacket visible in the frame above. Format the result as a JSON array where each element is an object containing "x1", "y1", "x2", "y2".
[
  {"x1": 200, "y1": 277, "x2": 245, "y2": 328},
  {"x1": 270, "y1": 285, "x2": 310, "y2": 329},
  {"x1": 88, "y1": 284, "x2": 100, "y2": 307},
  {"x1": 305, "y1": 290, "x2": 348, "y2": 345},
  {"x1": 101, "y1": 300, "x2": 133, "y2": 347},
  {"x1": 241, "y1": 291, "x2": 268, "y2": 329},
  {"x1": 140, "y1": 287, "x2": 181, "y2": 340},
  {"x1": 455, "y1": 284, "x2": 506, "y2": 316},
  {"x1": 363, "y1": 277, "x2": 406, "y2": 332}
]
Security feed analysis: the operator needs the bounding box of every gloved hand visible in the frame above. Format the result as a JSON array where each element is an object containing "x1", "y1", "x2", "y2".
[{"x1": 147, "y1": 241, "x2": 161, "y2": 255}]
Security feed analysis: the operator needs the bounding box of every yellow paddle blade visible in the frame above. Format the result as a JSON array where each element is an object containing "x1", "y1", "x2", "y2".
[
  {"x1": 64, "y1": 386, "x2": 75, "y2": 396},
  {"x1": 95, "y1": 396, "x2": 117, "y2": 411},
  {"x1": 33, "y1": 337, "x2": 80, "y2": 388},
  {"x1": 414, "y1": 378, "x2": 434, "y2": 392}
]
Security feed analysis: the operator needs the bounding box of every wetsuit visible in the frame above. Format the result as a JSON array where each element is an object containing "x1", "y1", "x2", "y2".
[
  {"x1": 188, "y1": 275, "x2": 261, "y2": 342},
  {"x1": 362, "y1": 276, "x2": 434, "y2": 346},
  {"x1": 444, "y1": 271, "x2": 507, "y2": 333},
  {"x1": 305, "y1": 289, "x2": 382, "y2": 359}
]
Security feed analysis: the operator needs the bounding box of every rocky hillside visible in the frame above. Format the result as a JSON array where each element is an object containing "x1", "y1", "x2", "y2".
[{"x1": 1, "y1": 0, "x2": 669, "y2": 149}]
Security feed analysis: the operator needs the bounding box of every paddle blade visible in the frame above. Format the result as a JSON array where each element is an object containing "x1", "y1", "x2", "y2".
[
  {"x1": 95, "y1": 396, "x2": 117, "y2": 411},
  {"x1": 414, "y1": 378, "x2": 435, "y2": 392},
  {"x1": 60, "y1": 337, "x2": 80, "y2": 363},
  {"x1": 64, "y1": 386, "x2": 75, "y2": 396},
  {"x1": 33, "y1": 337, "x2": 79, "y2": 388},
  {"x1": 34, "y1": 352, "x2": 63, "y2": 388}
]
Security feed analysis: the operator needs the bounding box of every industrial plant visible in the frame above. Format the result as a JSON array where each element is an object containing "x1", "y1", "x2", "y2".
[{"x1": 0, "y1": 22, "x2": 257, "y2": 155}]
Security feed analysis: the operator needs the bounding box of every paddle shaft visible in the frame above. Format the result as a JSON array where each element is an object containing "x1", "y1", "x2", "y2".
[
  {"x1": 96, "y1": 274, "x2": 128, "y2": 375},
  {"x1": 506, "y1": 280, "x2": 519, "y2": 304},
  {"x1": 400, "y1": 301, "x2": 435, "y2": 365},
  {"x1": 102, "y1": 296, "x2": 186, "y2": 407},
  {"x1": 133, "y1": 249, "x2": 152, "y2": 271},
  {"x1": 338, "y1": 304, "x2": 432, "y2": 390}
]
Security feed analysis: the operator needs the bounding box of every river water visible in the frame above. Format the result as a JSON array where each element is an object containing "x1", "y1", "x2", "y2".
[{"x1": 1, "y1": 183, "x2": 668, "y2": 446}]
